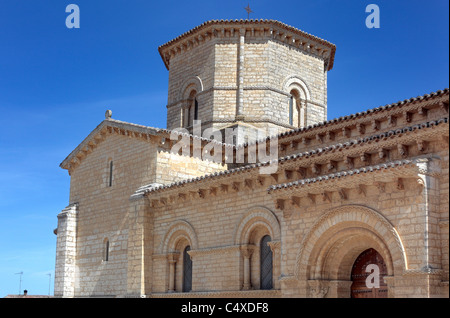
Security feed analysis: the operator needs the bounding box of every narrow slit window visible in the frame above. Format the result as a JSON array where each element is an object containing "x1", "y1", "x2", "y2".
[
  {"x1": 109, "y1": 160, "x2": 113, "y2": 187},
  {"x1": 289, "y1": 96, "x2": 294, "y2": 126},
  {"x1": 194, "y1": 98, "x2": 199, "y2": 121},
  {"x1": 104, "y1": 239, "x2": 110, "y2": 262}
]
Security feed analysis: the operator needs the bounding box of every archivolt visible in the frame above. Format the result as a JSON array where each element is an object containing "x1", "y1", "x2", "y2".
[
  {"x1": 178, "y1": 76, "x2": 204, "y2": 101},
  {"x1": 234, "y1": 206, "x2": 281, "y2": 245},
  {"x1": 294, "y1": 205, "x2": 408, "y2": 280},
  {"x1": 159, "y1": 220, "x2": 199, "y2": 254},
  {"x1": 282, "y1": 75, "x2": 311, "y2": 101}
]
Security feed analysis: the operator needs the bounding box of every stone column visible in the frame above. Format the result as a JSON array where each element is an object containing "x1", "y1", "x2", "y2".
[
  {"x1": 167, "y1": 253, "x2": 180, "y2": 292},
  {"x1": 241, "y1": 245, "x2": 255, "y2": 290},
  {"x1": 415, "y1": 158, "x2": 442, "y2": 271},
  {"x1": 236, "y1": 28, "x2": 246, "y2": 119},
  {"x1": 268, "y1": 241, "x2": 281, "y2": 290},
  {"x1": 54, "y1": 203, "x2": 78, "y2": 298}
]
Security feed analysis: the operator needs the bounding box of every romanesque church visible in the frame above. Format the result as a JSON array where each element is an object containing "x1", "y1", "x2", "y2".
[{"x1": 54, "y1": 19, "x2": 449, "y2": 298}]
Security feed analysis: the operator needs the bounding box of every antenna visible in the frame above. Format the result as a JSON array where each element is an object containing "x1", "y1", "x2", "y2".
[
  {"x1": 47, "y1": 273, "x2": 52, "y2": 296},
  {"x1": 15, "y1": 271, "x2": 23, "y2": 295}
]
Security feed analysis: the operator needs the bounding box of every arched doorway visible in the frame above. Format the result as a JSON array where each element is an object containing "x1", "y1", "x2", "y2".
[{"x1": 351, "y1": 248, "x2": 388, "y2": 298}]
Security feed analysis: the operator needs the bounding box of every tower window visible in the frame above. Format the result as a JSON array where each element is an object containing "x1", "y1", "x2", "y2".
[
  {"x1": 194, "y1": 98, "x2": 199, "y2": 121},
  {"x1": 289, "y1": 96, "x2": 294, "y2": 126}
]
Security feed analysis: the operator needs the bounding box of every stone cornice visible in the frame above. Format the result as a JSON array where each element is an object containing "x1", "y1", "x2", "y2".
[
  {"x1": 158, "y1": 19, "x2": 336, "y2": 71},
  {"x1": 267, "y1": 159, "x2": 424, "y2": 195},
  {"x1": 247, "y1": 88, "x2": 449, "y2": 149},
  {"x1": 150, "y1": 289, "x2": 281, "y2": 298},
  {"x1": 60, "y1": 118, "x2": 234, "y2": 175},
  {"x1": 143, "y1": 117, "x2": 448, "y2": 203}
]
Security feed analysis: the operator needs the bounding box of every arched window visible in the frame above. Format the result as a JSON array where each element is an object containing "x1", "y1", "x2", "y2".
[
  {"x1": 182, "y1": 246, "x2": 192, "y2": 292},
  {"x1": 186, "y1": 90, "x2": 198, "y2": 128},
  {"x1": 289, "y1": 89, "x2": 302, "y2": 128},
  {"x1": 260, "y1": 235, "x2": 273, "y2": 290}
]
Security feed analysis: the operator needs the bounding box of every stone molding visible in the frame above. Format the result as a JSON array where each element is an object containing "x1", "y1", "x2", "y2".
[
  {"x1": 233, "y1": 206, "x2": 281, "y2": 245},
  {"x1": 294, "y1": 205, "x2": 408, "y2": 280},
  {"x1": 150, "y1": 289, "x2": 281, "y2": 298},
  {"x1": 144, "y1": 118, "x2": 447, "y2": 207},
  {"x1": 159, "y1": 220, "x2": 199, "y2": 254},
  {"x1": 158, "y1": 19, "x2": 336, "y2": 71}
]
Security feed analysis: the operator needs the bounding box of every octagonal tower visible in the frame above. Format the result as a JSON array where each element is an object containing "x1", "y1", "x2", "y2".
[{"x1": 159, "y1": 19, "x2": 336, "y2": 144}]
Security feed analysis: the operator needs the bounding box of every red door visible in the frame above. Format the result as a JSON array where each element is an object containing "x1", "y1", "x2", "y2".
[{"x1": 351, "y1": 248, "x2": 388, "y2": 298}]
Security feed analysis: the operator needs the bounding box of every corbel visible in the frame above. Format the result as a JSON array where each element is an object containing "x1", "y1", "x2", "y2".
[
  {"x1": 378, "y1": 148, "x2": 387, "y2": 159},
  {"x1": 397, "y1": 144, "x2": 408, "y2": 158},
  {"x1": 360, "y1": 153, "x2": 370, "y2": 163},
  {"x1": 358, "y1": 184, "x2": 367, "y2": 197},
  {"x1": 321, "y1": 191, "x2": 332, "y2": 203},
  {"x1": 150, "y1": 199, "x2": 159, "y2": 208},
  {"x1": 244, "y1": 179, "x2": 253, "y2": 190},
  {"x1": 416, "y1": 177, "x2": 425, "y2": 195},
  {"x1": 342, "y1": 127, "x2": 351, "y2": 138},
  {"x1": 326, "y1": 160, "x2": 337, "y2": 172},
  {"x1": 302, "y1": 137, "x2": 311, "y2": 145},
  {"x1": 220, "y1": 184, "x2": 229, "y2": 193},
  {"x1": 375, "y1": 182, "x2": 386, "y2": 193},
  {"x1": 397, "y1": 178, "x2": 405, "y2": 191},
  {"x1": 371, "y1": 119, "x2": 380, "y2": 131},
  {"x1": 325, "y1": 131, "x2": 335, "y2": 142},
  {"x1": 356, "y1": 123, "x2": 365, "y2": 134},
  {"x1": 232, "y1": 182, "x2": 240, "y2": 192},
  {"x1": 178, "y1": 193, "x2": 187, "y2": 201},
  {"x1": 257, "y1": 176, "x2": 266, "y2": 186},
  {"x1": 297, "y1": 167, "x2": 307, "y2": 179},
  {"x1": 418, "y1": 106, "x2": 428, "y2": 117},
  {"x1": 209, "y1": 187, "x2": 217, "y2": 196},
  {"x1": 307, "y1": 193, "x2": 316, "y2": 204},
  {"x1": 284, "y1": 170, "x2": 293, "y2": 180},
  {"x1": 404, "y1": 111, "x2": 412, "y2": 123},
  {"x1": 170, "y1": 195, "x2": 179, "y2": 205},
  {"x1": 271, "y1": 173, "x2": 279, "y2": 183},
  {"x1": 388, "y1": 115, "x2": 397, "y2": 127},
  {"x1": 290, "y1": 196, "x2": 301, "y2": 208},
  {"x1": 338, "y1": 188, "x2": 348, "y2": 200},
  {"x1": 189, "y1": 191, "x2": 199, "y2": 199},
  {"x1": 439, "y1": 101, "x2": 449, "y2": 113},
  {"x1": 417, "y1": 139, "x2": 427, "y2": 152},
  {"x1": 311, "y1": 163, "x2": 321, "y2": 175},
  {"x1": 275, "y1": 199, "x2": 285, "y2": 210},
  {"x1": 316, "y1": 134, "x2": 324, "y2": 143},
  {"x1": 344, "y1": 156, "x2": 354, "y2": 169},
  {"x1": 290, "y1": 140, "x2": 299, "y2": 150},
  {"x1": 198, "y1": 189, "x2": 206, "y2": 199},
  {"x1": 160, "y1": 197, "x2": 168, "y2": 206}
]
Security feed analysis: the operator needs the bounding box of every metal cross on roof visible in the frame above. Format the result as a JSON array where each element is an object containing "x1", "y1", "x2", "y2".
[{"x1": 244, "y1": 4, "x2": 254, "y2": 19}]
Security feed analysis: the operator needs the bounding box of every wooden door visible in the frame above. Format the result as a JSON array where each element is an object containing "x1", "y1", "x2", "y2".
[{"x1": 351, "y1": 248, "x2": 388, "y2": 298}]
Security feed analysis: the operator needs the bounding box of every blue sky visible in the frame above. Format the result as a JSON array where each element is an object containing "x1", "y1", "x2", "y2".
[{"x1": 0, "y1": 0, "x2": 448, "y2": 296}]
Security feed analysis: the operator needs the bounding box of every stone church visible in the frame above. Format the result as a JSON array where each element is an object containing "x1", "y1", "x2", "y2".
[{"x1": 54, "y1": 19, "x2": 449, "y2": 298}]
